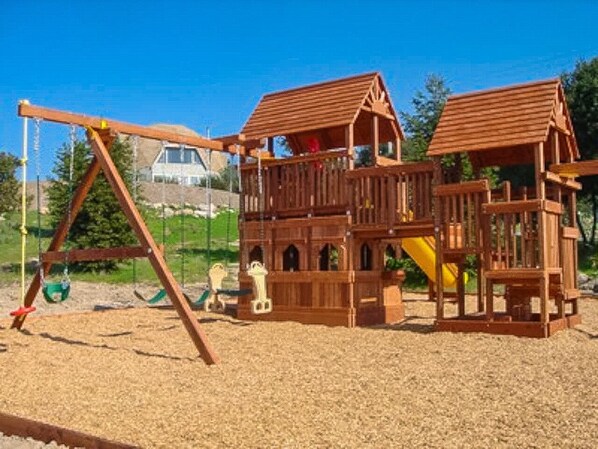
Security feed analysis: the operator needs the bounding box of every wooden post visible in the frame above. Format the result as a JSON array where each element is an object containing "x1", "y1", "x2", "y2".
[
  {"x1": 457, "y1": 261, "x2": 465, "y2": 317},
  {"x1": 267, "y1": 137, "x2": 274, "y2": 157},
  {"x1": 535, "y1": 142, "x2": 550, "y2": 325},
  {"x1": 395, "y1": 137, "x2": 402, "y2": 163},
  {"x1": 433, "y1": 157, "x2": 445, "y2": 319},
  {"x1": 346, "y1": 124, "x2": 354, "y2": 170},
  {"x1": 87, "y1": 129, "x2": 219, "y2": 364},
  {"x1": 345, "y1": 124, "x2": 355, "y2": 325},
  {"x1": 372, "y1": 115, "x2": 379, "y2": 164}
]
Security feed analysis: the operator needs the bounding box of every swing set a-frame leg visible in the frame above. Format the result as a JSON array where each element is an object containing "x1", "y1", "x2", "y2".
[
  {"x1": 13, "y1": 129, "x2": 220, "y2": 365},
  {"x1": 86, "y1": 129, "x2": 219, "y2": 364}
]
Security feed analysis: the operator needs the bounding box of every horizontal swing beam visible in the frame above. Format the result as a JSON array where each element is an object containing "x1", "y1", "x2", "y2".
[
  {"x1": 18, "y1": 102, "x2": 245, "y2": 156},
  {"x1": 41, "y1": 245, "x2": 165, "y2": 263}
]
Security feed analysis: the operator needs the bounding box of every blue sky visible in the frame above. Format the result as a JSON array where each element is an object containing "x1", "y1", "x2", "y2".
[{"x1": 1, "y1": 0, "x2": 597, "y2": 178}]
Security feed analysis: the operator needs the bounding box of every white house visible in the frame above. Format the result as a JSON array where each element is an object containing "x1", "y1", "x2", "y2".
[{"x1": 133, "y1": 124, "x2": 227, "y2": 185}]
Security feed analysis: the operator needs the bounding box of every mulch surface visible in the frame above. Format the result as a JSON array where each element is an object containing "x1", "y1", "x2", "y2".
[{"x1": 0, "y1": 282, "x2": 597, "y2": 448}]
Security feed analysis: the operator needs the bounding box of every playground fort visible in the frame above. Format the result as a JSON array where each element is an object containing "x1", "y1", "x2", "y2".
[{"x1": 11, "y1": 72, "x2": 598, "y2": 366}]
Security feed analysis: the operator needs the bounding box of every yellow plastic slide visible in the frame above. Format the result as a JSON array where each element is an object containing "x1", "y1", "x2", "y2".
[{"x1": 401, "y1": 236, "x2": 464, "y2": 288}]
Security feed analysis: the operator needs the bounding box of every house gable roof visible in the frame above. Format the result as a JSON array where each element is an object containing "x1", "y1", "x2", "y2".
[
  {"x1": 134, "y1": 124, "x2": 227, "y2": 173},
  {"x1": 427, "y1": 79, "x2": 579, "y2": 164}
]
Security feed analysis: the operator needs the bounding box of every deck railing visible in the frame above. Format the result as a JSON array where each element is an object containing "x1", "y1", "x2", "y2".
[
  {"x1": 241, "y1": 150, "x2": 350, "y2": 219},
  {"x1": 481, "y1": 200, "x2": 562, "y2": 270},
  {"x1": 434, "y1": 180, "x2": 491, "y2": 253},
  {"x1": 345, "y1": 161, "x2": 434, "y2": 227}
]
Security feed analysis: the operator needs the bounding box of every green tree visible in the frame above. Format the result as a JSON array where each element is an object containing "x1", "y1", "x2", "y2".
[
  {"x1": 0, "y1": 152, "x2": 21, "y2": 214},
  {"x1": 400, "y1": 74, "x2": 451, "y2": 162},
  {"x1": 46, "y1": 138, "x2": 136, "y2": 272},
  {"x1": 562, "y1": 57, "x2": 598, "y2": 245}
]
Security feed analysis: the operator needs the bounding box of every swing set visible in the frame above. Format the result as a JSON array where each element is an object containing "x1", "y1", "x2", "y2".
[
  {"x1": 9, "y1": 101, "x2": 265, "y2": 365},
  {"x1": 130, "y1": 138, "x2": 254, "y2": 312}
]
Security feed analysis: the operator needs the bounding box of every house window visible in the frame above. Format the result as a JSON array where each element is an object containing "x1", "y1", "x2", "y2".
[
  {"x1": 319, "y1": 244, "x2": 339, "y2": 271},
  {"x1": 283, "y1": 245, "x2": 300, "y2": 272},
  {"x1": 158, "y1": 146, "x2": 203, "y2": 165},
  {"x1": 360, "y1": 243, "x2": 372, "y2": 271}
]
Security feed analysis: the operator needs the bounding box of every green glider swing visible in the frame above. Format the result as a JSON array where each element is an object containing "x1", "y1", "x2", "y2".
[
  {"x1": 216, "y1": 145, "x2": 252, "y2": 298},
  {"x1": 186, "y1": 147, "x2": 252, "y2": 314}
]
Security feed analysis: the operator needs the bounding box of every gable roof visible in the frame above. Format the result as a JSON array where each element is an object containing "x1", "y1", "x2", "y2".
[
  {"x1": 241, "y1": 72, "x2": 404, "y2": 142},
  {"x1": 427, "y1": 79, "x2": 579, "y2": 161},
  {"x1": 133, "y1": 124, "x2": 227, "y2": 173}
]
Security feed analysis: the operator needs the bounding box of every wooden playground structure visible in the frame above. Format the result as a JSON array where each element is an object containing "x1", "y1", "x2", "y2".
[
  {"x1": 10, "y1": 72, "x2": 598, "y2": 355},
  {"x1": 232, "y1": 73, "x2": 598, "y2": 337}
]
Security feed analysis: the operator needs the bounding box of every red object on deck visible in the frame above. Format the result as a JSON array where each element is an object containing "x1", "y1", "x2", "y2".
[
  {"x1": 9, "y1": 306, "x2": 36, "y2": 317},
  {"x1": 307, "y1": 137, "x2": 323, "y2": 169}
]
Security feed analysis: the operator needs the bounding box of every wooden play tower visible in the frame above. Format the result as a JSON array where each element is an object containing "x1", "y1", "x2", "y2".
[
  {"x1": 429, "y1": 79, "x2": 584, "y2": 337},
  {"x1": 231, "y1": 73, "x2": 595, "y2": 338}
]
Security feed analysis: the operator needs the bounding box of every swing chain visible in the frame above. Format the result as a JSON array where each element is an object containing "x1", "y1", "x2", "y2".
[
  {"x1": 179, "y1": 143, "x2": 186, "y2": 287},
  {"x1": 132, "y1": 135, "x2": 139, "y2": 204},
  {"x1": 132, "y1": 135, "x2": 139, "y2": 288},
  {"x1": 257, "y1": 150, "x2": 266, "y2": 269},
  {"x1": 63, "y1": 124, "x2": 77, "y2": 280},
  {"x1": 160, "y1": 140, "x2": 167, "y2": 245},
  {"x1": 33, "y1": 118, "x2": 45, "y2": 286},
  {"x1": 206, "y1": 149, "x2": 212, "y2": 268}
]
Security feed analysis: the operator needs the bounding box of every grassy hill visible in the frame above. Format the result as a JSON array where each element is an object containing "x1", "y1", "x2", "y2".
[{"x1": 0, "y1": 208, "x2": 239, "y2": 286}]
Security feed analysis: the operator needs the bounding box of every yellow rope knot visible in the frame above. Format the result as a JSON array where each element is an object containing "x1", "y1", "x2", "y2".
[
  {"x1": 20, "y1": 157, "x2": 27, "y2": 166},
  {"x1": 20, "y1": 225, "x2": 27, "y2": 236}
]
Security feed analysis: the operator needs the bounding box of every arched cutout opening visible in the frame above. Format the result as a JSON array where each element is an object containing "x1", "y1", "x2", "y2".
[
  {"x1": 319, "y1": 244, "x2": 339, "y2": 271},
  {"x1": 384, "y1": 244, "x2": 400, "y2": 270},
  {"x1": 249, "y1": 246, "x2": 263, "y2": 264},
  {"x1": 360, "y1": 243, "x2": 373, "y2": 271},
  {"x1": 283, "y1": 245, "x2": 300, "y2": 272}
]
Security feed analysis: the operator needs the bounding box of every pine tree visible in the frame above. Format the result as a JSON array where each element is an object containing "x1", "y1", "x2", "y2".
[
  {"x1": 46, "y1": 138, "x2": 136, "y2": 272},
  {"x1": 562, "y1": 57, "x2": 598, "y2": 245},
  {"x1": 0, "y1": 152, "x2": 21, "y2": 214},
  {"x1": 400, "y1": 74, "x2": 451, "y2": 162}
]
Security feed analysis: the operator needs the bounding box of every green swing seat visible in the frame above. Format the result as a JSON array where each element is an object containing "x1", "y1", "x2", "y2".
[
  {"x1": 188, "y1": 289, "x2": 210, "y2": 306},
  {"x1": 42, "y1": 281, "x2": 71, "y2": 304},
  {"x1": 134, "y1": 288, "x2": 167, "y2": 304}
]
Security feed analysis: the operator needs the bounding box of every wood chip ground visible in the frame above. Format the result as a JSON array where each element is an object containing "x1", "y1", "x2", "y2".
[{"x1": 1, "y1": 282, "x2": 597, "y2": 448}]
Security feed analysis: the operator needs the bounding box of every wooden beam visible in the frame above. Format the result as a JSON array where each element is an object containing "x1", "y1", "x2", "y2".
[
  {"x1": 360, "y1": 105, "x2": 395, "y2": 121},
  {"x1": 213, "y1": 133, "x2": 264, "y2": 150},
  {"x1": 550, "y1": 159, "x2": 598, "y2": 177},
  {"x1": 18, "y1": 103, "x2": 232, "y2": 154},
  {"x1": 433, "y1": 157, "x2": 444, "y2": 319},
  {"x1": 542, "y1": 171, "x2": 582, "y2": 190},
  {"x1": 0, "y1": 411, "x2": 139, "y2": 449},
  {"x1": 42, "y1": 245, "x2": 162, "y2": 263},
  {"x1": 86, "y1": 128, "x2": 219, "y2": 364},
  {"x1": 346, "y1": 124, "x2": 355, "y2": 169},
  {"x1": 434, "y1": 179, "x2": 490, "y2": 196},
  {"x1": 372, "y1": 114, "x2": 379, "y2": 161}
]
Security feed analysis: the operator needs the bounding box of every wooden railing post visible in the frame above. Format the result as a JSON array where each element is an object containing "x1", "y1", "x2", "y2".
[{"x1": 433, "y1": 157, "x2": 445, "y2": 319}]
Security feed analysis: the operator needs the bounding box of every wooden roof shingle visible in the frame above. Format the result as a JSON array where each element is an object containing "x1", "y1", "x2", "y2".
[
  {"x1": 427, "y1": 79, "x2": 578, "y2": 159},
  {"x1": 241, "y1": 72, "x2": 402, "y2": 141}
]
